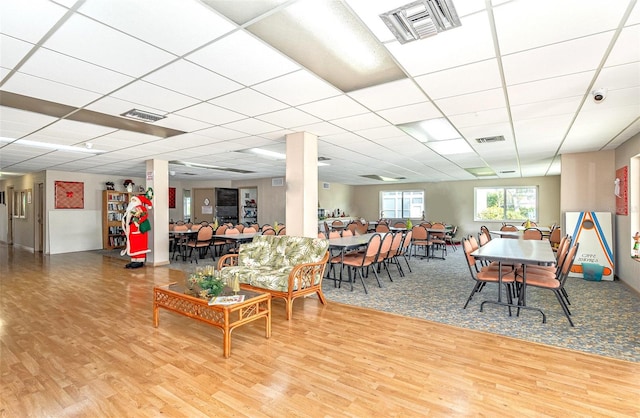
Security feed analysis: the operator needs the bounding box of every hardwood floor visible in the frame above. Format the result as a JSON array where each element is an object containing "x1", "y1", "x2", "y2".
[{"x1": 1, "y1": 244, "x2": 638, "y2": 417}]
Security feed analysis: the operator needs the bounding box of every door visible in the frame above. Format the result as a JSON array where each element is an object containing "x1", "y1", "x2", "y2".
[
  {"x1": 193, "y1": 188, "x2": 214, "y2": 223},
  {"x1": 7, "y1": 186, "x2": 13, "y2": 245},
  {"x1": 36, "y1": 183, "x2": 44, "y2": 252}
]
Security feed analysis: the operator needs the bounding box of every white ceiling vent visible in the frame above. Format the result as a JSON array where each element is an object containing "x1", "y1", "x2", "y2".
[
  {"x1": 475, "y1": 135, "x2": 505, "y2": 144},
  {"x1": 121, "y1": 109, "x2": 166, "y2": 123},
  {"x1": 380, "y1": 0, "x2": 461, "y2": 44}
]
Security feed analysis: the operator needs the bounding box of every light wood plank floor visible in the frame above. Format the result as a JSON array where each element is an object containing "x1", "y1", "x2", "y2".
[{"x1": 1, "y1": 244, "x2": 639, "y2": 417}]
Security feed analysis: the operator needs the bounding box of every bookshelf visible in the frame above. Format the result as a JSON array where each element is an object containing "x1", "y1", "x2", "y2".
[{"x1": 102, "y1": 190, "x2": 130, "y2": 249}]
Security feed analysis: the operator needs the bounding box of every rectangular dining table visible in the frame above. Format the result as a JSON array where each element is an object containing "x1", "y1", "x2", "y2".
[
  {"x1": 326, "y1": 233, "x2": 377, "y2": 290},
  {"x1": 470, "y1": 238, "x2": 556, "y2": 322}
]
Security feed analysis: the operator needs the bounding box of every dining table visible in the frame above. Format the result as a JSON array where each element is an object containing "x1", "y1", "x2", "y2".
[
  {"x1": 212, "y1": 232, "x2": 260, "y2": 254},
  {"x1": 170, "y1": 228, "x2": 199, "y2": 260},
  {"x1": 470, "y1": 238, "x2": 556, "y2": 323},
  {"x1": 325, "y1": 233, "x2": 377, "y2": 290}
]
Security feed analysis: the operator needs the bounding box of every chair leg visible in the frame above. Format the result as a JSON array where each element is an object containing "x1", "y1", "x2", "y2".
[
  {"x1": 463, "y1": 281, "x2": 483, "y2": 309},
  {"x1": 553, "y1": 289, "x2": 574, "y2": 326}
]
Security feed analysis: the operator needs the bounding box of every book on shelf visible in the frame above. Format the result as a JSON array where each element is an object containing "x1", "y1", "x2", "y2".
[{"x1": 208, "y1": 294, "x2": 245, "y2": 305}]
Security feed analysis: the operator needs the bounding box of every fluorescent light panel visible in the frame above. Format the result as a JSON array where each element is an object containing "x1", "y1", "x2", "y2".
[
  {"x1": 397, "y1": 117, "x2": 461, "y2": 142},
  {"x1": 0, "y1": 136, "x2": 106, "y2": 154}
]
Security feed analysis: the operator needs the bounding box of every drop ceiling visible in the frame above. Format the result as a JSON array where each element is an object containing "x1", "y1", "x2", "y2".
[{"x1": 0, "y1": 0, "x2": 639, "y2": 185}]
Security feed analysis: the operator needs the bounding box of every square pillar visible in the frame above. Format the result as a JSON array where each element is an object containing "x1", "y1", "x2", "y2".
[
  {"x1": 145, "y1": 159, "x2": 170, "y2": 266},
  {"x1": 285, "y1": 132, "x2": 318, "y2": 238}
]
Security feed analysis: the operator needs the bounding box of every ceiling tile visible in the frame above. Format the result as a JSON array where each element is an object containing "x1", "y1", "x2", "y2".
[
  {"x1": 78, "y1": 0, "x2": 237, "y2": 55},
  {"x1": 606, "y1": 25, "x2": 640, "y2": 67},
  {"x1": 507, "y1": 72, "x2": 594, "y2": 106},
  {"x1": 187, "y1": 30, "x2": 300, "y2": 86},
  {"x1": 595, "y1": 62, "x2": 640, "y2": 91},
  {"x1": 0, "y1": 0, "x2": 67, "y2": 43},
  {"x1": 143, "y1": 59, "x2": 242, "y2": 101},
  {"x1": 348, "y1": 78, "x2": 427, "y2": 111},
  {"x1": 209, "y1": 88, "x2": 288, "y2": 116},
  {"x1": 256, "y1": 108, "x2": 320, "y2": 128},
  {"x1": 449, "y1": 108, "x2": 509, "y2": 128},
  {"x1": 85, "y1": 97, "x2": 164, "y2": 118},
  {"x1": 221, "y1": 118, "x2": 282, "y2": 136},
  {"x1": 43, "y1": 14, "x2": 176, "y2": 77},
  {"x1": 415, "y1": 59, "x2": 502, "y2": 99},
  {"x1": 502, "y1": 32, "x2": 614, "y2": 85},
  {"x1": 252, "y1": 70, "x2": 341, "y2": 106},
  {"x1": 330, "y1": 112, "x2": 389, "y2": 131},
  {"x1": 153, "y1": 114, "x2": 211, "y2": 132},
  {"x1": 510, "y1": 96, "x2": 581, "y2": 122},
  {"x1": 0, "y1": 106, "x2": 58, "y2": 138},
  {"x1": 176, "y1": 102, "x2": 245, "y2": 125},
  {"x1": 493, "y1": 0, "x2": 630, "y2": 54},
  {"x1": 377, "y1": 102, "x2": 441, "y2": 125},
  {"x1": 435, "y1": 88, "x2": 506, "y2": 116},
  {"x1": 18, "y1": 48, "x2": 134, "y2": 94},
  {"x1": 0, "y1": 35, "x2": 34, "y2": 69},
  {"x1": 2, "y1": 72, "x2": 102, "y2": 107},
  {"x1": 293, "y1": 122, "x2": 345, "y2": 138},
  {"x1": 110, "y1": 80, "x2": 199, "y2": 113},
  {"x1": 355, "y1": 126, "x2": 405, "y2": 141},
  {"x1": 297, "y1": 95, "x2": 368, "y2": 120}
]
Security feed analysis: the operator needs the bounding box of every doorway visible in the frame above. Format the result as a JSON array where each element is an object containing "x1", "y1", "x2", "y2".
[
  {"x1": 193, "y1": 188, "x2": 214, "y2": 223},
  {"x1": 7, "y1": 186, "x2": 13, "y2": 245}
]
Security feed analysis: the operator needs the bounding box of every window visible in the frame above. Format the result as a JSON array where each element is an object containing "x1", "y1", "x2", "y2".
[
  {"x1": 474, "y1": 186, "x2": 538, "y2": 222},
  {"x1": 381, "y1": 190, "x2": 424, "y2": 219}
]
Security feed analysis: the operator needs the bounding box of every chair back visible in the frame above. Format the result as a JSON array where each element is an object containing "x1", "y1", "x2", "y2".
[
  {"x1": 468, "y1": 235, "x2": 479, "y2": 251},
  {"x1": 377, "y1": 233, "x2": 393, "y2": 260},
  {"x1": 480, "y1": 225, "x2": 491, "y2": 242},
  {"x1": 225, "y1": 227, "x2": 240, "y2": 235},
  {"x1": 196, "y1": 225, "x2": 214, "y2": 242},
  {"x1": 389, "y1": 232, "x2": 403, "y2": 256},
  {"x1": 376, "y1": 223, "x2": 390, "y2": 233},
  {"x1": 355, "y1": 221, "x2": 368, "y2": 235},
  {"x1": 364, "y1": 234, "x2": 383, "y2": 260},
  {"x1": 500, "y1": 224, "x2": 518, "y2": 231},
  {"x1": 420, "y1": 222, "x2": 432, "y2": 228},
  {"x1": 277, "y1": 227, "x2": 286, "y2": 235},
  {"x1": 317, "y1": 232, "x2": 327, "y2": 239},
  {"x1": 461, "y1": 237, "x2": 479, "y2": 272},
  {"x1": 329, "y1": 231, "x2": 341, "y2": 239},
  {"x1": 393, "y1": 222, "x2": 406, "y2": 228},
  {"x1": 262, "y1": 228, "x2": 276, "y2": 235},
  {"x1": 332, "y1": 220, "x2": 344, "y2": 228},
  {"x1": 173, "y1": 224, "x2": 188, "y2": 232},
  {"x1": 549, "y1": 226, "x2": 562, "y2": 248},
  {"x1": 190, "y1": 224, "x2": 202, "y2": 231},
  {"x1": 411, "y1": 225, "x2": 427, "y2": 240},
  {"x1": 478, "y1": 231, "x2": 490, "y2": 246},
  {"x1": 399, "y1": 230, "x2": 413, "y2": 255},
  {"x1": 261, "y1": 224, "x2": 272, "y2": 232},
  {"x1": 215, "y1": 225, "x2": 228, "y2": 235},
  {"x1": 243, "y1": 227, "x2": 257, "y2": 234},
  {"x1": 346, "y1": 222, "x2": 358, "y2": 235},
  {"x1": 235, "y1": 224, "x2": 244, "y2": 232},
  {"x1": 523, "y1": 228, "x2": 543, "y2": 240},
  {"x1": 430, "y1": 223, "x2": 446, "y2": 238},
  {"x1": 341, "y1": 229, "x2": 353, "y2": 237}
]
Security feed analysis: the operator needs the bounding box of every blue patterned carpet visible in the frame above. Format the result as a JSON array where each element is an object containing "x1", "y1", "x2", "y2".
[
  {"x1": 320, "y1": 245, "x2": 640, "y2": 363},
  {"x1": 105, "y1": 245, "x2": 640, "y2": 363}
]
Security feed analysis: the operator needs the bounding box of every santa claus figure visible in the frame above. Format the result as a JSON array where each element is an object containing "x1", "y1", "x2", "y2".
[{"x1": 121, "y1": 188, "x2": 153, "y2": 269}]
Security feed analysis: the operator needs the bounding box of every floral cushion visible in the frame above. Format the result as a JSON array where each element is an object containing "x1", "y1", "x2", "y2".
[{"x1": 220, "y1": 235, "x2": 329, "y2": 292}]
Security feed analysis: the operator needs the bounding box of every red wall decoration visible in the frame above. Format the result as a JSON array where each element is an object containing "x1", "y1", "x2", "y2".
[
  {"x1": 615, "y1": 166, "x2": 628, "y2": 215},
  {"x1": 169, "y1": 187, "x2": 176, "y2": 209},
  {"x1": 55, "y1": 181, "x2": 84, "y2": 209}
]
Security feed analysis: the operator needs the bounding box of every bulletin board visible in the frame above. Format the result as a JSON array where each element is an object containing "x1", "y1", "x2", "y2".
[
  {"x1": 615, "y1": 166, "x2": 628, "y2": 215},
  {"x1": 55, "y1": 181, "x2": 84, "y2": 209}
]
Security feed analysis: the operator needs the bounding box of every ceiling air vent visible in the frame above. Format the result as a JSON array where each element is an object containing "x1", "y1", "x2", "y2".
[
  {"x1": 121, "y1": 108, "x2": 166, "y2": 123},
  {"x1": 380, "y1": 0, "x2": 461, "y2": 44},
  {"x1": 475, "y1": 135, "x2": 505, "y2": 144}
]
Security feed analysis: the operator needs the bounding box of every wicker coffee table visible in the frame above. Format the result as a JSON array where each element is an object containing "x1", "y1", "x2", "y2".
[{"x1": 153, "y1": 283, "x2": 271, "y2": 358}]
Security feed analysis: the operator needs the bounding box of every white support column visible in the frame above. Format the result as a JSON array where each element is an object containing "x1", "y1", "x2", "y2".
[
  {"x1": 285, "y1": 132, "x2": 318, "y2": 238},
  {"x1": 145, "y1": 159, "x2": 170, "y2": 266}
]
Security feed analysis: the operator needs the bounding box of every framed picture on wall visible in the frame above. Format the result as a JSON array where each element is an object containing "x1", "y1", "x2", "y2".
[
  {"x1": 55, "y1": 181, "x2": 84, "y2": 209},
  {"x1": 169, "y1": 187, "x2": 176, "y2": 208}
]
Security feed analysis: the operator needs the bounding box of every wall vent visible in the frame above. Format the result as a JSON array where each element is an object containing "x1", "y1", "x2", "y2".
[
  {"x1": 380, "y1": 0, "x2": 461, "y2": 44},
  {"x1": 272, "y1": 178, "x2": 284, "y2": 187},
  {"x1": 475, "y1": 135, "x2": 505, "y2": 144},
  {"x1": 322, "y1": 182, "x2": 330, "y2": 189},
  {"x1": 121, "y1": 108, "x2": 166, "y2": 123}
]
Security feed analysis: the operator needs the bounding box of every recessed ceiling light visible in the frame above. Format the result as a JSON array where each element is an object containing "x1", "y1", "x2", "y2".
[
  {"x1": 0, "y1": 136, "x2": 105, "y2": 154},
  {"x1": 238, "y1": 148, "x2": 286, "y2": 160},
  {"x1": 169, "y1": 160, "x2": 254, "y2": 174},
  {"x1": 398, "y1": 118, "x2": 461, "y2": 142},
  {"x1": 465, "y1": 167, "x2": 496, "y2": 177},
  {"x1": 426, "y1": 138, "x2": 472, "y2": 155}
]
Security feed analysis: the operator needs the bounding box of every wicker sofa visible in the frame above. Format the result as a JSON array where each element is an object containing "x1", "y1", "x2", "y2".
[{"x1": 217, "y1": 235, "x2": 330, "y2": 320}]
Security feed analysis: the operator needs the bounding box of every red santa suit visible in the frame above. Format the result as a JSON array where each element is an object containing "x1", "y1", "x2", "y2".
[{"x1": 121, "y1": 194, "x2": 152, "y2": 267}]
